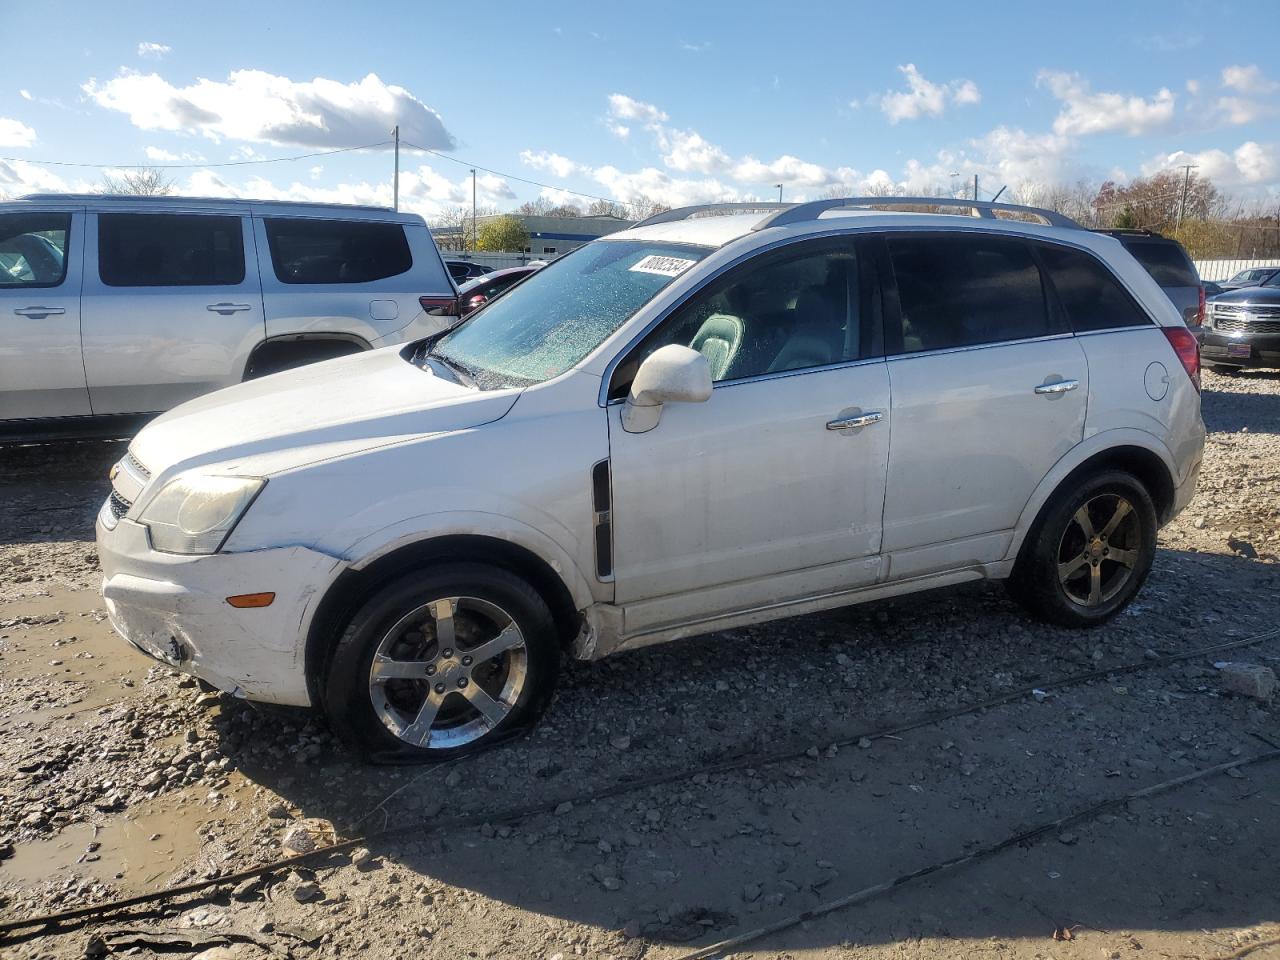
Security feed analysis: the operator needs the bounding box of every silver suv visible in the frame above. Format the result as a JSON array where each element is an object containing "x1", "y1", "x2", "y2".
[{"x1": 0, "y1": 195, "x2": 457, "y2": 441}]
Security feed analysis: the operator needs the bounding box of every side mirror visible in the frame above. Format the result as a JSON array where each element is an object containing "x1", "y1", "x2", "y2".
[
  {"x1": 418, "y1": 296, "x2": 461, "y2": 336},
  {"x1": 622, "y1": 344, "x2": 712, "y2": 433}
]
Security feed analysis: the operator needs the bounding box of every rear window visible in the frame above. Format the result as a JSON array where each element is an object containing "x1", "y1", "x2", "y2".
[
  {"x1": 1120, "y1": 240, "x2": 1197, "y2": 288},
  {"x1": 264, "y1": 217, "x2": 411, "y2": 284},
  {"x1": 1039, "y1": 244, "x2": 1152, "y2": 332},
  {"x1": 0, "y1": 212, "x2": 71, "y2": 288},
  {"x1": 99, "y1": 213, "x2": 244, "y2": 287}
]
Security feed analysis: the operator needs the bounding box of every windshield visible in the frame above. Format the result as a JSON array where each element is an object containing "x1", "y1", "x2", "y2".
[
  {"x1": 1263, "y1": 272, "x2": 1280, "y2": 287},
  {"x1": 430, "y1": 240, "x2": 711, "y2": 388}
]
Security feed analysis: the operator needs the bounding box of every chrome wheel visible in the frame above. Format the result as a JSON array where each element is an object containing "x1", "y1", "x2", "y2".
[
  {"x1": 1056, "y1": 493, "x2": 1141, "y2": 607},
  {"x1": 368, "y1": 596, "x2": 527, "y2": 750}
]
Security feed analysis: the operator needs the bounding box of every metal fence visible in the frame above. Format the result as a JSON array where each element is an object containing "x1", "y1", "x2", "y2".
[{"x1": 1194, "y1": 258, "x2": 1280, "y2": 282}]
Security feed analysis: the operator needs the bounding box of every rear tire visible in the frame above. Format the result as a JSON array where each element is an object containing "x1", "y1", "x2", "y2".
[
  {"x1": 322, "y1": 563, "x2": 559, "y2": 763},
  {"x1": 1006, "y1": 470, "x2": 1157, "y2": 628}
]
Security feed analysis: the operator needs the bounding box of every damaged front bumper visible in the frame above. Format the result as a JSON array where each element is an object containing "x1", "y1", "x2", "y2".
[{"x1": 96, "y1": 513, "x2": 339, "y2": 706}]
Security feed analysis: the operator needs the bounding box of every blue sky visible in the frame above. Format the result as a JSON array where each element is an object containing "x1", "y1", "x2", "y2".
[{"x1": 2, "y1": 0, "x2": 1278, "y2": 218}]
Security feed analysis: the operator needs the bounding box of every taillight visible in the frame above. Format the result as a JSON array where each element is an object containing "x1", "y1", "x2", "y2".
[
  {"x1": 419, "y1": 296, "x2": 458, "y2": 317},
  {"x1": 465, "y1": 294, "x2": 487, "y2": 311},
  {"x1": 1192, "y1": 285, "x2": 1205, "y2": 326},
  {"x1": 1162, "y1": 326, "x2": 1200, "y2": 393}
]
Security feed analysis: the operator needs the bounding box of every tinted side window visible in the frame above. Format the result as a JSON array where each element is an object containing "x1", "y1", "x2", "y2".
[
  {"x1": 0, "y1": 213, "x2": 72, "y2": 288},
  {"x1": 611, "y1": 239, "x2": 862, "y2": 396},
  {"x1": 99, "y1": 214, "x2": 244, "y2": 287},
  {"x1": 1039, "y1": 244, "x2": 1152, "y2": 332},
  {"x1": 1121, "y1": 240, "x2": 1197, "y2": 287},
  {"x1": 265, "y1": 218, "x2": 411, "y2": 284},
  {"x1": 887, "y1": 235, "x2": 1052, "y2": 353}
]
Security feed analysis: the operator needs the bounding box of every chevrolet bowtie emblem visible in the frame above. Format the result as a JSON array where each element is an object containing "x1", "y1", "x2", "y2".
[{"x1": 109, "y1": 464, "x2": 120, "y2": 481}]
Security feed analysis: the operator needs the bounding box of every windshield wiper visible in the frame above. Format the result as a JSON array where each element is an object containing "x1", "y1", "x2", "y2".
[{"x1": 425, "y1": 349, "x2": 478, "y2": 388}]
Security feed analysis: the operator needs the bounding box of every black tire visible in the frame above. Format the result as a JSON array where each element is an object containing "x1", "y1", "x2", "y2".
[
  {"x1": 322, "y1": 563, "x2": 559, "y2": 763},
  {"x1": 1006, "y1": 470, "x2": 1157, "y2": 628}
]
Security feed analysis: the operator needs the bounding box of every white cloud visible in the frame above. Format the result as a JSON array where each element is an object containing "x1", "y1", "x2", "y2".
[
  {"x1": 659, "y1": 129, "x2": 730, "y2": 174},
  {"x1": 1215, "y1": 96, "x2": 1267, "y2": 125},
  {"x1": 1039, "y1": 70, "x2": 1175, "y2": 136},
  {"x1": 144, "y1": 146, "x2": 178, "y2": 162},
  {"x1": 19, "y1": 89, "x2": 32, "y2": 100},
  {"x1": 137, "y1": 42, "x2": 171, "y2": 59},
  {"x1": 519, "y1": 149, "x2": 583, "y2": 178},
  {"x1": 0, "y1": 158, "x2": 94, "y2": 198},
  {"x1": 878, "y1": 64, "x2": 982, "y2": 123},
  {"x1": 83, "y1": 69, "x2": 455, "y2": 150},
  {"x1": 1143, "y1": 141, "x2": 1279, "y2": 190},
  {"x1": 591, "y1": 165, "x2": 742, "y2": 207},
  {"x1": 1186, "y1": 79, "x2": 1200, "y2": 95},
  {"x1": 607, "y1": 94, "x2": 668, "y2": 125},
  {"x1": 607, "y1": 123, "x2": 630, "y2": 140},
  {"x1": 1221, "y1": 64, "x2": 1278, "y2": 95},
  {"x1": 0, "y1": 117, "x2": 36, "y2": 147}
]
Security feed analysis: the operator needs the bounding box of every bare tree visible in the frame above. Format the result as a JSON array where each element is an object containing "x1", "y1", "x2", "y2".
[
  {"x1": 586, "y1": 198, "x2": 630, "y2": 218},
  {"x1": 100, "y1": 167, "x2": 174, "y2": 196},
  {"x1": 623, "y1": 194, "x2": 670, "y2": 221},
  {"x1": 429, "y1": 206, "x2": 469, "y2": 251}
]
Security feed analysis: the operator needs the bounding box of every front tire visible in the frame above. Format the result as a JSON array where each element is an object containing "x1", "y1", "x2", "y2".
[
  {"x1": 322, "y1": 564, "x2": 559, "y2": 762},
  {"x1": 1007, "y1": 470, "x2": 1157, "y2": 628}
]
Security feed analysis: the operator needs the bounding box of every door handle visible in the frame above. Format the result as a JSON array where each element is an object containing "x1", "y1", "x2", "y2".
[
  {"x1": 14, "y1": 306, "x2": 65, "y2": 318},
  {"x1": 206, "y1": 302, "x2": 252, "y2": 314},
  {"x1": 826, "y1": 410, "x2": 884, "y2": 431},
  {"x1": 1034, "y1": 379, "x2": 1079, "y2": 395}
]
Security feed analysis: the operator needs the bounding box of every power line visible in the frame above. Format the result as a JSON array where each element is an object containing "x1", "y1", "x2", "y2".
[{"x1": 0, "y1": 141, "x2": 393, "y2": 170}]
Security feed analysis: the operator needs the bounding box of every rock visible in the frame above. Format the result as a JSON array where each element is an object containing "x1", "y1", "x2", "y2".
[
  {"x1": 742, "y1": 883, "x2": 762, "y2": 903},
  {"x1": 621, "y1": 919, "x2": 643, "y2": 939},
  {"x1": 1057, "y1": 831, "x2": 1078, "y2": 845},
  {"x1": 266, "y1": 802, "x2": 290, "y2": 820},
  {"x1": 293, "y1": 880, "x2": 323, "y2": 903},
  {"x1": 554, "y1": 801, "x2": 574, "y2": 815},
  {"x1": 444, "y1": 770, "x2": 462, "y2": 788},
  {"x1": 601, "y1": 876, "x2": 623, "y2": 891},
  {"x1": 350, "y1": 846, "x2": 376, "y2": 868},
  {"x1": 281, "y1": 818, "x2": 335, "y2": 855},
  {"x1": 857, "y1": 737, "x2": 873, "y2": 750},
  {"x1": 1219, "y1": 662, "x2": 1277, "y2": 700},
  {"x1": 231, "y1": 877, "x2": 262, "y2": 901},
  {"x1": 609, "y1": 735, "x2": 631, "y2": 751}
]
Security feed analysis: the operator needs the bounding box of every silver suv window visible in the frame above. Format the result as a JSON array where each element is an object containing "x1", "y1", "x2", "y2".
[
  {"x1": 99, "y1": 213, "x2": 245, "y2": 287},
  {"x1": 0, "y1": 213, "x2": 71, "y2": 288},
  {"x1": 264, "y1": 217, "x2": 412, "y2": 284},
  {"x1": 887, "y1": 234, "x2": 1057, "y2": 353}
]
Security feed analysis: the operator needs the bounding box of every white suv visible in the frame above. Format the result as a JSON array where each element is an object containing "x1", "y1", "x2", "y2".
[
  {"x1": 95, "y1": 198, "x2": 1205, "y2": 761},
  {"x1": 0, "y1": 195, "x2": 457, "y2": 441}
]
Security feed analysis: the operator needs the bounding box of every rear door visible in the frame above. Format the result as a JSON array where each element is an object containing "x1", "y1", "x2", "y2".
[
  {"x1": 878, "y1": 232, "x2": 1089, "y2": 577},
  {"x1": 81, "y1": 210, "x2": 264, "y2": 414},
  {"x1": 0, "y1": 207, "x2": 90, "y2": 420},
  {"x1": 255, "y1": 215, "x2": 449, "y2": 346}
]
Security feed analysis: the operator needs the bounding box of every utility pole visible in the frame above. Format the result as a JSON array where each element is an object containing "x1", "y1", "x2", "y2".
[
  {"x1": 973, "y1": 174, "x2": 979, "y2": 201},
  {"x1": 392, "y1": 125, "x2": 399, "y2": 212},
  {"x1": 1177, "y1": 163, "x2": 1197, "y2": 228},
  {"x1": 470, "y1": 169, "x2": 477, "y2": 251},
  {"x1": 775, "y1": 183, "x2": 783, "y2": 203}
]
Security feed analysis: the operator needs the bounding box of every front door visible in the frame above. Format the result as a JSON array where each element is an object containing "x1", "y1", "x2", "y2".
[
  {"x1": 606, "y1": 237, "x2": 891, "y2": 634},
  {"x1": 0, "y1": 208, "x2": 90, "y2": 420},
  {"x1": 81, "y1": 211, "x2": 264, "y2": 415}
]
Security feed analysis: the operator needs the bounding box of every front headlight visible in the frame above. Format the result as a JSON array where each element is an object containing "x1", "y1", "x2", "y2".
[{"x1": 138, "y1": 475, "x2": 265, "y2": 555}]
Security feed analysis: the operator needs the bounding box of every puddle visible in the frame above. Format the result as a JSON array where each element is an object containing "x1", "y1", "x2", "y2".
[{"x1": 0, "y1": 786, "x2": 247, "y2": 895}]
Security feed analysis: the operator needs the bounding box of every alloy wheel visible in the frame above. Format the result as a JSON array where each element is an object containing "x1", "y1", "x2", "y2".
[
  {"x1": 1055, "y1": 493, "x2": 1141, "y2": 607},
  {"x1": 368, "y1": 596, "x2": 527, "y2": 749}
]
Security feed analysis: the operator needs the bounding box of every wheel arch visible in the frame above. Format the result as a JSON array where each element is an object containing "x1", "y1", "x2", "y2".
[
  {"x1": 1008, "y1": 433, "x2": 1178, "y2": 566},
  {"x1": 304, "y1": 533, "x2": 584, "y2": 710},
  {"x1": 243, "y1": 333, "x2": 372, "y2": 380}
]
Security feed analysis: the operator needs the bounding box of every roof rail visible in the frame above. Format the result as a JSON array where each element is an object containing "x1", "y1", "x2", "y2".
[
  {"x1": 631, "y1": 201, "x2": 791, "y2": 229},
  {"x1": 753, "y1": 196, "x2": 1082, "y2": 231}
]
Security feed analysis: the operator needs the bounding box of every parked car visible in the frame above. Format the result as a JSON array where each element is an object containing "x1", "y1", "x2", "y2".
[
  {"x1": 445, "y1": 259, "x2": 492, "y2": 284},
  {"x1": 1201, "y1": 271, "x2": 1280, "y2": 371},
  {"x1": 0, "y1": 195, "x2": 458, "y2": 441},
  {"x1": 1092, "y1": 229, "x2": 1204, "y2": 334},
  {"x1": 456, "y1": 266, "x2": 539, "y2": 316},
  {"x1": 97, "y1": 197, "x2": 1204, "y2": 761},
  {"x1": 1202, "y1": 280, "x2": 1225, "y2": 299},
  {"x1": 1220, "y1": 266, "x2": 1279, "y2": 291}
]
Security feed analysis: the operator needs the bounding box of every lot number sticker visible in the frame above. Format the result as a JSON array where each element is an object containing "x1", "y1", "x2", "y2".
[{"x1": 629, "y1": 254, "x2": 698, "y2": 277}]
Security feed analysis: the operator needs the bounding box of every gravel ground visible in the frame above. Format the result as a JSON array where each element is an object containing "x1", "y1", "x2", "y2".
[{"x1": 1, "y1": 368, "x2": 1277, "y2": 960}]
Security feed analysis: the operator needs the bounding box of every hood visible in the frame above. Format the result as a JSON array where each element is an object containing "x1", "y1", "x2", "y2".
[
  {"x1": 130, "y1": 346, "x2": 519, "y2": 477},
  {"x1": 1211, "y1": 286, "x2": 1280, "y2": 305}
]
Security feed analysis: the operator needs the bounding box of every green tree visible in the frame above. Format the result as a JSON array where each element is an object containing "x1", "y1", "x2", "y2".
[
  {"x1": 1112, "y1": 205, "x2": 1138, "y2": 229},
  {"x1": 475, "y1": 215, "x2": 529, "y2": 252}
]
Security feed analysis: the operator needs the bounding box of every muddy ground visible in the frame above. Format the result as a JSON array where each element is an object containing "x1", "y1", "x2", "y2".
[{"x1": 1, "y1": 368, "x2": 1278, "y2": 960}]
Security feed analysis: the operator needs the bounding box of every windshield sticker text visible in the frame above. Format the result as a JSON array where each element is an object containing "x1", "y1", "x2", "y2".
[{"x1": 629, "y1": 255, "x2": 698, "y2": 277}]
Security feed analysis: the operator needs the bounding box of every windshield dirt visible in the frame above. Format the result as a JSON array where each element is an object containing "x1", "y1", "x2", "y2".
[{"x1": 428, "y1": 240, "x2": 711, "y2": 389}]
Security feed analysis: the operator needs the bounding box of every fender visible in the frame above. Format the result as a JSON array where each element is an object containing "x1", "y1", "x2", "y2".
[
  {"x1": 340, "y1": 509, "x2": 600, "y2": 612},
  {"x1": 1005, "y1": 427, "x2": 1177, "y2": 562}
]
